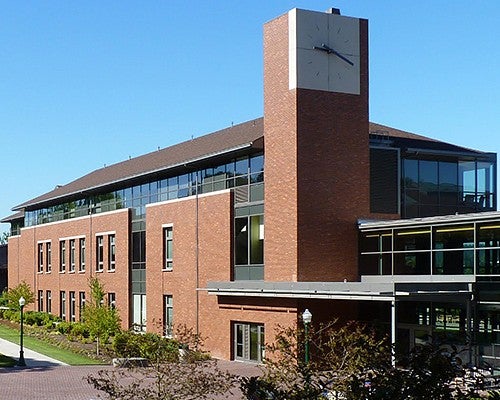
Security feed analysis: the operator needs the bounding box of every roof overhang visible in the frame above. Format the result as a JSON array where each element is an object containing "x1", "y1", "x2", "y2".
[
  {"x1": 359, "y1": 211, "x2": 500, "y2": 231},
  {"x1": 12, "y1": 141, "x2": 256, "y2": 212},
  {"x1": 205, "y1": 279, "x2": 473, "y2": 302}
]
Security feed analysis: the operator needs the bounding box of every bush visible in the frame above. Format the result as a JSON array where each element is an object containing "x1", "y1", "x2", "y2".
[
  {"x1": 24, "y1": 311, "x2": 54, "y2": 327},
  {"x1": 56, "y1": 321, "x2": 73, "y2": 335},
  {"x1": 67, "y1": 322, "x2": 90, "y2": 341},
  {"x1": 113, "y1": 331, "x2": 179, "y2": 362}
]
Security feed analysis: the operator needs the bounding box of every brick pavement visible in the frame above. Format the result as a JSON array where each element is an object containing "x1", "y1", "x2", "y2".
[{"x1": 0, "y1": 360, "x2": 261, "y2": 400}]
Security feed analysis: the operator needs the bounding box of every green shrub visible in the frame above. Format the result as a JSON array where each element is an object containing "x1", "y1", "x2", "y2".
[
  {"x1": 3, "y1": 309, "x2": 19, "y2": 323},
  {"x1": 113, "y1": 331, "x2": 179, "y2": 362},
  {"x1": 67, "y1": 322, "x2": 90, "y2": 341},
  {"x1": 56, "y1": 321, "x2": 73, "y2": 335},
  {"x1": 24, "y1": 311, "x2": 52, "y2": 326}
]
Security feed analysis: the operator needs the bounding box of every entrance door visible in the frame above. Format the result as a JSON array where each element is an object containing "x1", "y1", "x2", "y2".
[
  {"x1": 234, "y1": 322, "x2": 265, "y2": 362},
  {"x1": 397, "y1": 324, "x2": 432, "y2": 358}
]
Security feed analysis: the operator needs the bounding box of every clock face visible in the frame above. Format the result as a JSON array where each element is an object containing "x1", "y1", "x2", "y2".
[{"x1": 289, "y1": 8, "x2": 360, "y2": 94}]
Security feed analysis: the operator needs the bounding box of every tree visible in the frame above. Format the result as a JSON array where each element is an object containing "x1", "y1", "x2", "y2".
[
  {"x1": 241, "y1": 321, "x2": 474, "y2": 400},
  {"x1": 241, "y1": 321, "x2": 390, "y2": 400},
  {"x1": 1, "y1": 281, "x2": 35, "y2": 311},
  {"x1": 87, "y1": 328, "x2": 237, "y2": 400},
  {"x1": 0, "y1": 231, "x2": 9, "y2": 245},
  {"x1": 81, "y1": 277, "x2": 121, "y2": 355},
  {"x1": 87, "y1": 358, "x2": 237, "y2": 400}
]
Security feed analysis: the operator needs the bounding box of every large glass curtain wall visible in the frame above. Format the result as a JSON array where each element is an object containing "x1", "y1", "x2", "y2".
[
  {"x1": 360, "y1": 221, "x2": 500, "y2": 276},
  {"x1": 24, "y1": 154, "x2": 264, "y2": 226},
  {"x1": 402, "y1": 158, "x2": 495, "y2": 218}
]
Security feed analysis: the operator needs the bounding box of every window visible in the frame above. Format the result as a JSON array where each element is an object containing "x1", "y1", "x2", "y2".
[
  {"x1": 59, "y1": 241, "x2": 66, "y2": 272},
  {"x1": 46, "y1": 242, "x2": 52, "y2": 273},
  {"x1": 108, "y1": 292, "x2": 116, "y2": 309},
  {"x1": 37, "y1": 243, "x2": 44, "y2": 273},
  {"x1": 234, "y1": 214, "x2": 264, "y2": 280},
  {"x1": 133, "y1": 294, "x2": 146, "y2": 332},
  {"x1": 234, "y1": 322, "x2": 265, "y2": 362},
  {"x1": 79, "y1": 238, "x2": 86, "y2": 272},
  {"x1": 69, "y1": 291, "x2": 76, "y2": 322},
  {"x1": 163, "y1": 226, "x2": 173, "y2": 270},
  {"x1": 96, "y1": 235, "x2": 104, "y2": 271},
  {"x1": 164, "y1": 295, "x2": 173, "y2": 337},
  {"x1": 69, "y1": 239, "x2": 76, "y2": 272},
  {"x1": 37, "y1": 290, "x2": 43, "y2": 312},
  {"x1": 60, "y1": 291, "x2": 66, "y2": 320},
  {"x1": 46, "y1": 290, "x2": 52, "y2": 313},
  {"x1": 108, "y1": 234, "x2": 116, "y2": 271},
  {"x1": 79, "y1": 291, "x2": 86, "y2": 320}
]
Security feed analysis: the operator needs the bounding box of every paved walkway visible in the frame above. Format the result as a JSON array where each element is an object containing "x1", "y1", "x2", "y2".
[
  {"x1": 0, "y1": 337, "x2": 261, "y2": 399},
  {"x1": 0, "y1": 337, "x2": 67, "y2": 367}
]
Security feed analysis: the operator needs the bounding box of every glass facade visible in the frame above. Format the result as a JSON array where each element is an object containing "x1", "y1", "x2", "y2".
[
  {"x1": 360, "y1": 220, "x2": 500, "y2": 277},
  {"x1": 402, "y1": 158, "x2": 495, "y2": 218},
  {"x1": 23, "y1": 153, "x2": 264, "y2": 227}
]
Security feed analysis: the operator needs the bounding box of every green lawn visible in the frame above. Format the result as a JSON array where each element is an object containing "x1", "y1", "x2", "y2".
[{"x1": 0, "y1": 323, "x2": 103, "y2": 366}]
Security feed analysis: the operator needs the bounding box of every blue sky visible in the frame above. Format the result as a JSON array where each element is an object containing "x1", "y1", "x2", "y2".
[{"x1": 1, "y1": 1, "x2": 499, "y2": 233}]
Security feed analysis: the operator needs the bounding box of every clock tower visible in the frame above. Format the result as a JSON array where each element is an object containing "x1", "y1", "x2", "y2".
[{"x1": 263, "y1": 8, "x2": 370, "y2": 282}]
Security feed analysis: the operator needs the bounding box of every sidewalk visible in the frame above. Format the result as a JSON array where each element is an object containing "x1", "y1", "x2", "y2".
[{"x1": 0, "y1": 337, "x2": 67, "y2": 367}]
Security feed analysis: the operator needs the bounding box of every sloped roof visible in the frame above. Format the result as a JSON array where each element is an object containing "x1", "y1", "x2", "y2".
[
  {"x1": 9, "y1": 118, "x2": 491, "y2": 213},
  {"x1": 13, "y1": 118, "x2": 264, "y2": 211}
]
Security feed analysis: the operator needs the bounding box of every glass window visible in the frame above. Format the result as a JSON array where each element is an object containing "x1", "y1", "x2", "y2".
[
  {"x1": 69, "y1": 291, "x2": 76, "y2": 322},
  {"x1": 419, "y1": 160, "x2": 438, "y2": 205},
  {"x1": 79, "y1": 291, "x2": 86, "y2": 320},
  {"x1": 69, "y1": 239, "x2": 76, "y2": 272},
  {"x1": 79, "y1": 238, "x2": 86, "y2": 272},
  {"x1": 60, "y1": 291, "x2": 66, "y2": 321},
  {"x1": 38, "y1": 290, "x2": 43, "y2": 312},
  {"x1": 133, "y1": 294, "x2": 147, "y2": 332},
  {"x1": 46, "y1": 242, "x2": 52, "y2": 273},
  {"x1": 108, "y1": 292, "x2": 116, "y2": 309},
  {"x1": 38, "y1": 243, "x2": 44, "y2": 273},
  {"x1": 234, "y1": 322, "x2": 265, "y2": 362},
  {"x1": 59, "y1": 241, "x2": 66, "y2": 272},
  {"x1": 250, "y1": 215, "x2": 264, "y2": 264},
  {"x1": 96, "y1": 236, "x2": 104, "y2": 272},
  {"x1": 46, "y1": 290, "x2": 52, "y2": 313},
  {"x1": 235, "y1": 218, "x2": 249, "y2": 265},
  {"x1": 394, "y1": 229, "x2": 430, "y2": 252},
  {"x1": 163, "y1": 226, "x2": 173, "y2": 270},
  {"x1": 164, "y1": 295, "x2": 173, "y2": 337},
  {"x1": 434, "y1": 225, "x2": 474, "y2": 249},
  {"x1": 108, "y1": 234, "x2": 116, "y2": 271}
]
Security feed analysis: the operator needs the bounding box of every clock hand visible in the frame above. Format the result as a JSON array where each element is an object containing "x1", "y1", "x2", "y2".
[{"x1": 313, "y1": 43, "x2": 354, "y2": 66}]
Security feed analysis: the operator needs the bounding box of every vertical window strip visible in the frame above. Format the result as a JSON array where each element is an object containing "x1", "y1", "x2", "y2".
[
  {"x1": 46, "y1": 242, "x2": 52, "y2": 273},
  {"x1": 108, "y1": 234, "x2": 116, "y2": 271},
  {"x1": 60, "y1": 241, "x2": 66, "y2": 272},
  {"x1": 37, "y1": 243, "x2": 44, "y2": 273},
  {"x1": 163, "y1": 226, "x2": 173, "y2": 270},
  {"x1": 79, "y1": 238, "x2": 86, "y2": 272},
  {"x1": 96, "y1": 236, "x2": 104, "y2": 271},
  {"x1": 69, "y1": 239, "x2": 76, "y2": 272}
]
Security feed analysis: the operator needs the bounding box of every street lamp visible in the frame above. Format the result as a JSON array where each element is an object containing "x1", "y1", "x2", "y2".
[
  {"x1": 302, "y1": 308, "x2": 312, "y2": 364},
  {"x1": 18, "y1": 296, "x2": 26, "y2": 367}
]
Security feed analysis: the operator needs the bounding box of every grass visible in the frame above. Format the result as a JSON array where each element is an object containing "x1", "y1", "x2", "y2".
[{"x1": 0, "y1": 323, "x2": 103, "y2": 366}]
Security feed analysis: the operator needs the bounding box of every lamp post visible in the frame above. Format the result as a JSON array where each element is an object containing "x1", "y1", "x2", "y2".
[
  {"x1": 302, "y1": 308, "x2": 312, "y2": 365},
  {"x1": 18, "y1": 296, "x2": 26, "y2": 367}
]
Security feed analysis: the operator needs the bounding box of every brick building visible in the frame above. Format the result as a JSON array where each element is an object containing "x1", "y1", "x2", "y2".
[{"x1": 2, "y1": 7, "x2": 499, "y2": 366}]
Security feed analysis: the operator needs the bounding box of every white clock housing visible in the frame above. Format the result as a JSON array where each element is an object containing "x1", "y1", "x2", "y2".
[{"x1": 289, "y1": 8, "x2": 360, "y2": 94}]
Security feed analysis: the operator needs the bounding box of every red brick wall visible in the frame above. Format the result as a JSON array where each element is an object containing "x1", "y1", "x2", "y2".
[
  {"x1": 7, "y1": 209, "x2": 130, "y2": 327},
  {"x1": 263, "y1": 12, "x2": 299, "y2": 282},
  {"x1": 146, "y1": 191, "x2": 233, "y2": 342},
  {"x1": 264, "y1": 12, "x2": 370, "y2": 283}
]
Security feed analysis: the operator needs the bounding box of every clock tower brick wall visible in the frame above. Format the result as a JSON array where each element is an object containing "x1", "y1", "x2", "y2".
[{"x1": 264, "y1": 10, "x2": 370, "y2": 282}]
